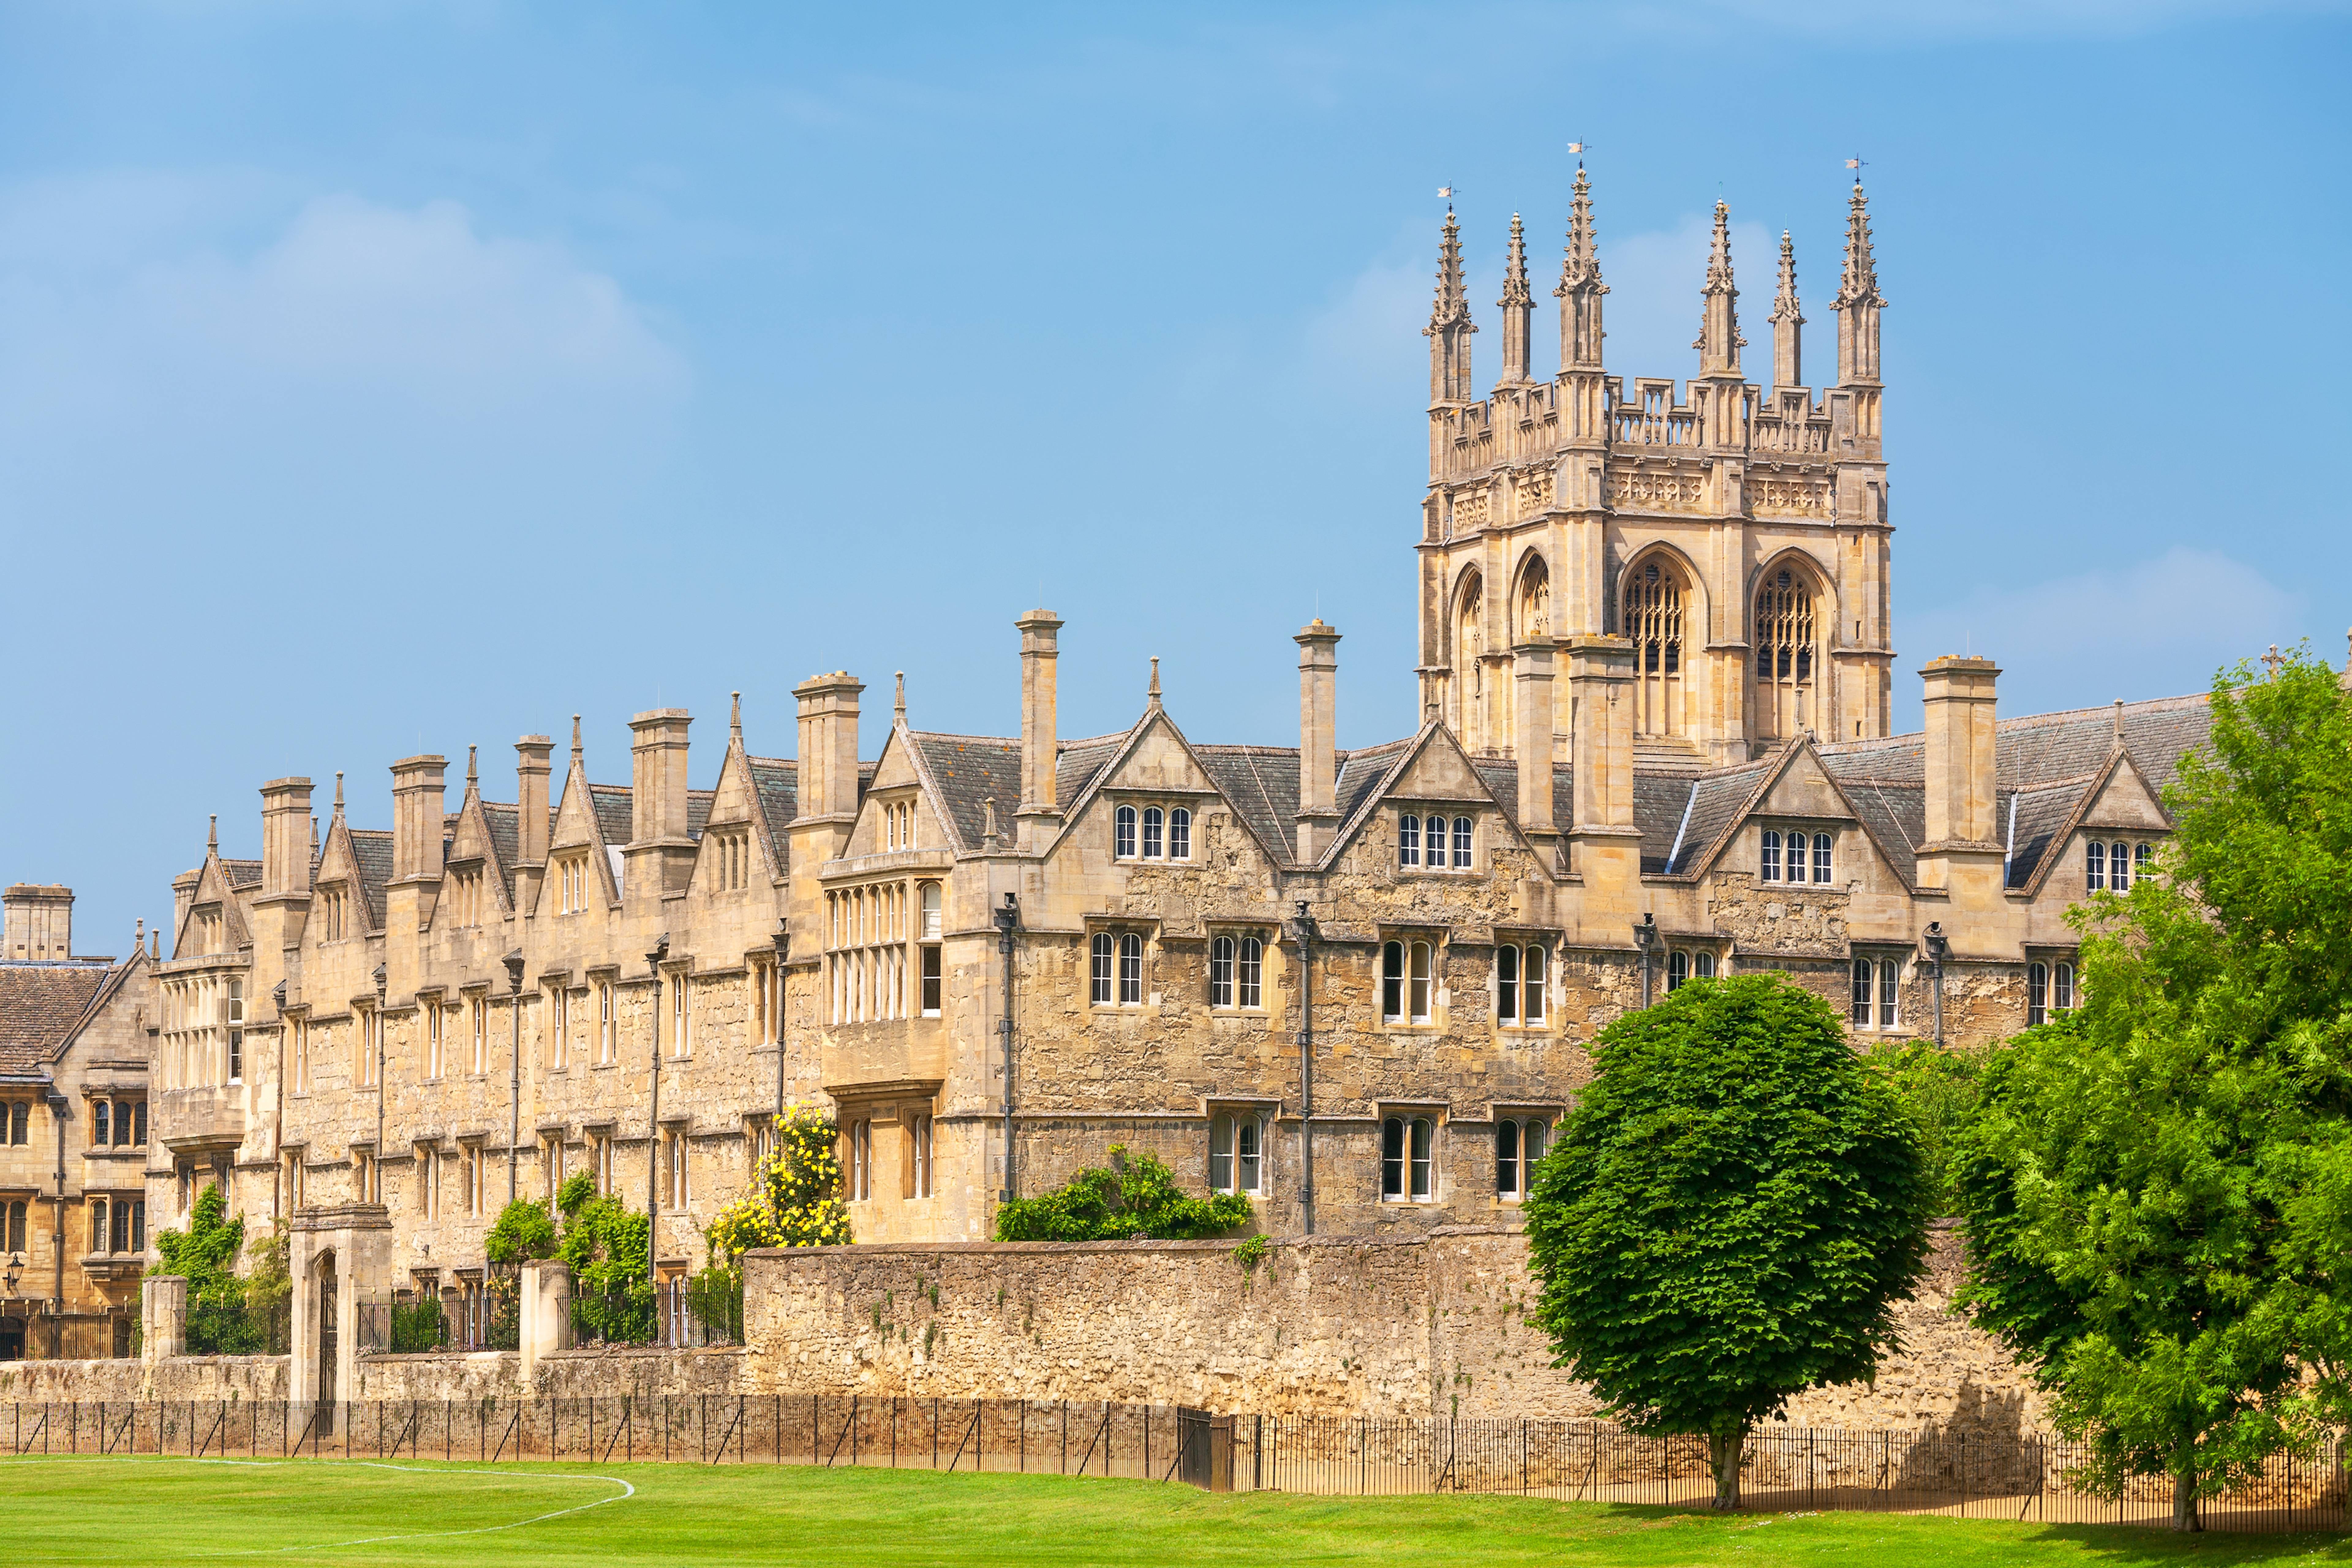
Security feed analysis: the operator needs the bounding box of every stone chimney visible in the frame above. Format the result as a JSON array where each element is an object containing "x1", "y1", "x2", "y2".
[
  {"x1": 258, "y1": 778, "x2": 314, "y2": 901},
  {"x1": 627, "y1": 709, "x2": 695, "y2": 897},
  {"x1": 389, "y1": 756, "x2": 448, "y2": 885},
  {"x1": 515, "y1": 736, "x2": 553, "y2": 868},
  {"x1": 1563, "y1": 635, "x2": 1640, "y2": 932},
  {"x1": 1918, "y1": 655, "x2": 2004, "y2": 896},
  {"x1": 1294, "y1": 620, "x2": 1341, "y2": 861},
  {"x1": 3, "y1": 884, "x2": 72, "y2": 962},
  {"x1": 1512, "y1": 639, "x2": 1556, "y2": 840},
  {"x1": 793, "y1": 673, "x2": 864, "y2": 824},
  {"x1": 1016, "y1": 610, "x2": 1064, "y2": 850}
]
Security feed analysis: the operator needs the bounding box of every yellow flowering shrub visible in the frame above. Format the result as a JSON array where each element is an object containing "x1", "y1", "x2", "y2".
[{"x1": 706, "y1": 1104, "x2": 854, "y2": 1260}]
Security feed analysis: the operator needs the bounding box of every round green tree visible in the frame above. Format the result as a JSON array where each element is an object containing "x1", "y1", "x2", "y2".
[{"x1": 1525, "y1": 972, "x2": 1934, "y2": 1508}]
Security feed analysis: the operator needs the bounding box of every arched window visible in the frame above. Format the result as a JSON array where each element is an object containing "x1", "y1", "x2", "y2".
[
  {"x1": 1398, "y1": 813, "x2": 1421, "y2": 868},
  {"x1": 1237, "y1": 937, "x2": 1263, "y2": 1009},
  {"x1": 2135, "y1": 842, "x2": 2153, "y2": 880},
  {"x1": 1668, "y1": 950, "x2": 1690, "y2": 992},
  {"x1": 1454, "y1": 573, "x2": 1486, "y2": 746},
  {"x1": 2086, "y1": 840, "x2": 2105, "y2": 892},
  {"x1": 1090, "y1": 933, "x2": 1113, "y2": 1005},
  {"x1": 1497, "y1": 944, "x2": 1545, "y2": 1024},
  {"x1": 1209, "y1": 936, "x2": 1235, "y2": 1007},
  {"x1": 1409, "y1": 941, "x2": 1434, "y2": 1023},
  {"x1": 1760, "y1": 829, "x2": 1782, "y2": 882},
  {"x1": 1497, "y1": 945, "x2": 1518, "y2": 1022},
  {"x1": 1381, "y1": 1115, "x2": 1436, "y2": 1202},
  {"x1": 2028, "y1": 961, "x2": 2049, "y2": 1027},
  {"x1": 1694, "y1": 952, "x2": 1717, "y2": 980},
  {"x1": 1142, "y1": 807, "x2": 1164, "y2": 859},
  {"x1": 1851, "y1": 957, "x2": 1874, "y2": 1026},
  {"x1": 1812, "y1": 833, "x2": 1834, "y2": 883},
  {"x1": 1516, "y1": 556, "x2": 1551, "y2": 643},
  {"x1": 1209, "y1": 1112, "x2": 1263, "y2": 1195},
  {"x1": 2053, "y1": 961, "x2": 2075, "y2": 1013},
  {"x1": 1452, "y1": 817, "x2": 1473, "y2": 870},
  {"x1": 920, "y1": 882, "x2": 941, "y2": 940},
  {"x1": 1753, "y1": 566, "x2": 1820, "y2": 739},
  {"x1": 1623, "y1": 556, "x2": 1687, "y2": 738},
  {"x1": 1118, "y1": 932, "x2": 1144, "y2": 1005},
  {"x1": 1496, "y1": 1116, "x2": 1547, "y2": 1200},
  {"x1": 2110, "y1": 843, "x2": 2132, "y2": 894},
  {"x1": 1169, "y1": 808, "x2": 1191, "y2": 860},
  {"x1": 1524, "y1": 945, "x2": 1545, "y2": 1022},
  {"x1": 1114, "y1": 805, "x2": 1137, "y2": 859},
  {"x1": 1381, "y1": 942, "x2": 1405, "y2": 1020}
]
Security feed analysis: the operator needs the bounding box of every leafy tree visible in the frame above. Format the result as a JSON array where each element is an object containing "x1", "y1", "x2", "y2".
[
  {"x1": 154, "y1": 1183, "x2": 267, "y2": 1354},
  {"x1": 705, "y1": 1105, "x2": 852, "y2": 1262},
  {"x1": 557, "y1": 1172, "x2": 656, "y2": 1343},
  {"x1": 994, "y1": 1144, "x2": 1253, "y2": 1242},
  {"x1": 1954, "y1": 649, "x2": 2352, "y2": 1530},
  {"x1": 484, "y1": 1197, "x2": 559, "y2": 1264},
  {"x1": 1862, "y1": 1039, "x2": 1986, "y2": 1215},
  {"x1": 1525, "y1": 973, "x2": 1933, "y2": 1509}
]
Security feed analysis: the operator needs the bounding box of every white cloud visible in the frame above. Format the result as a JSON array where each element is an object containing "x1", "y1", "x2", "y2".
[
  {"x1": 1902, "y1": 548, "x2": 2306, "y2": 720},
  {"x1": 1645, "y1": 0, "x2": 2351, "y2": 40},
  {"x1": 0, "y1": 177, "x2": 688, "y2": 531}
]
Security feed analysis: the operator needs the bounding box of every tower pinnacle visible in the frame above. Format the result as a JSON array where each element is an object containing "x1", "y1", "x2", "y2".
[
  {"x1": 1769, "y1": 230, "x2": 1804, "y2": 391},
  {"x1": 1834, "y1": 180, "x2": 1887, "y2": 387},
  {"x1": 1425, "y1": 210, "x2": 1476, "y2": 404},
  {"x1": 1554, "y1": 167, "x2": 1606, "y2": 372},
  {"x1": 1694, "y1": 199, "x2": 1743, "y2": 377},
  {"x1": 1496, "y1": 212, "x2": 1534, "y2": 386}
]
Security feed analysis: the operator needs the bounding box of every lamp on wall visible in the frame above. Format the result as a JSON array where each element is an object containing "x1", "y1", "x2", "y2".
[
  {"x1": 4, "y1": 1252, "x2": 21, "y2": 1297},
  {"x1": 1922, "y1": 922, "x2": 1950, "y2": 1046},
  {"x1": 1633, "y1": 913, "x2": 1660, "y2": 1009}
]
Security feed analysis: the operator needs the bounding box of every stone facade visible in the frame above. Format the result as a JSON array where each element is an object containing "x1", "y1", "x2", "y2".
[
  {"x1": 0, "y1": 883, "x2": 156, "y2": 1357},
  {"x1": 137, "y1": 173, "x2": 2226, "y2": 1374}
]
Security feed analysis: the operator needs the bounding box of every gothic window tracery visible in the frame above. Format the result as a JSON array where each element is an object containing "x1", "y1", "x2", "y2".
[
  {"x1": 1454, "y1": 573, "x2": 1486, "y2": 749},
  {"x1": 1753, "y1": 564, "x2": 1822, "y2": 741},
  {"x1": 1623, "y1": 556, "x2": 1688, "y2": 739}
]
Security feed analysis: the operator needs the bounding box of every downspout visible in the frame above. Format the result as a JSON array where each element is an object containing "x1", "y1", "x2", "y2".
[
  {"x1": 271, "y1": 981, "x2": 287, "y2": 1222},
  {"x1": 645, "y1": 937, "x2": 668, "y2": 1292},
  {"x1": 371, "y1": 966, "x2": 386, "y2": 1204},
  {"x1": 771, "y1": 927, "x2": 791, "y2": 1130},
  {"x1": 992, "y1": 895, "x2": 1020, "y2": 1205},
  {"x1": 1289, "y1": 901, "x2": 1318, "y2": 1236},
  {"x1": 47, "y1": 1092, "x2": 67, "y2": 1359}
]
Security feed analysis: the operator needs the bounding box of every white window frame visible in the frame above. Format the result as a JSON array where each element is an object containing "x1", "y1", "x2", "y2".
[
  {"x1": 1207, "y1": 1110, "x2": 1265, "y2": 1195},
  {"x1": 1380, "y1": 1114, "x2": 1438, "y2": 1203},
  {"x1": 1494, "y1": 1114, "x2": 1550, "y2": 1201}
]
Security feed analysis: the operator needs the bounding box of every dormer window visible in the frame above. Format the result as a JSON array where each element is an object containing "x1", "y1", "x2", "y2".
[
  {"x1": 555, "y1": 853, "x2": 591, "y2": 915},
  {"x1": 881, "y1": 800, "x2": 917, "y2": 852},
  {"x1": 448, "y1": 865, "x2": 485, "y2": 927},
  {"x1": 319, "y1": 884, "x2": 350, "y2": 942},
  {"x1": 708, "y1": 828, "x2": 752, "y2": 892},
  {"x1": 1398, "y1": 810, "x2": 1475, "y2": 872},
  {"x1": 1760, "y1": 827, "x2": 1834, "y2": 884},
  {"x1": 1111, "y1": 803, "x2": 1191, "y2": 862}
]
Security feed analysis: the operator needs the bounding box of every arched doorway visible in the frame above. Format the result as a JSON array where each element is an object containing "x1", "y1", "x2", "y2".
[
  {"x1": 1622, "y1": 555, "x2": 1689, "y2": 739},
  {"x1": 315, "y1": 1249, "x2": 338, "y2": 1434},
  {"x1": 1753, "y1": 564, "x2": 1822, "y2": 741}
]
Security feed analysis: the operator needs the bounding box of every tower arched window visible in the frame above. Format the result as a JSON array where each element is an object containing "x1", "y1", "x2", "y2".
[
  {"x1": 1623, "y1": 556, "x2": 1687, "y2": 739},
  {"x1": 1454, "y1": 573, "x2": 1487, "y2": 750},
  {"x1": 1753, "y1": 565, "x2": 1821, "y2": 740}
]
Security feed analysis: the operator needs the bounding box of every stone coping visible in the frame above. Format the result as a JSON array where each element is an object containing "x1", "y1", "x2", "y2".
[{"x1": 744, "y1": 1226, "x2": 1524, "y2": 1261}]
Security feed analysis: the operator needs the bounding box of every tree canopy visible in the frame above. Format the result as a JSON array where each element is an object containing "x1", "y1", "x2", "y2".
[
  {"x1": 993, "y1": 1145, "x2": 1253, "y2": 1242},
  {"x1": 1954, "y1": 649, "x2": 2352, "y2": 1530},
  {"x1": 1525, "y1": 972, "x2": 1933, "y2": 1508}
]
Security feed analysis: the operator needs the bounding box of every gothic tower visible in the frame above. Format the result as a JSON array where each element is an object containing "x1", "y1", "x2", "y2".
[{"x1": 1417, "y1": 171, "x2": 1892, "y2": 768}]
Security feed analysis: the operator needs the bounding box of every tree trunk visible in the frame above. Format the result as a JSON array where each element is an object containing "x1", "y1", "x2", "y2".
[
  {"x1": 2172, "y1": 1454, "x2": 2201, "y2": 1532},
  {"x1": 1709, "y1": 1427, "x2": 1744, "y2": 1510}
]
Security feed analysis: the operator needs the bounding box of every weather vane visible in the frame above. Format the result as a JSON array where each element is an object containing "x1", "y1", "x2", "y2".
[
  {"x1": 1438, "y1": 183, "x2": 1456, "y2": 212},
  {"x1": 1846, "y1": 155, "x2": 1869, "y2": 184},
  {"x1": 1568, "y1": 140, "x2": 1589, "y2": 168}
]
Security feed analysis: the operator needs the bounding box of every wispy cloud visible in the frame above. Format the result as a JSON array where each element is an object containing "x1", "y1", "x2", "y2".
[{"x1": 1637, "y1": 0, "x2": 2352, "y2": 41}]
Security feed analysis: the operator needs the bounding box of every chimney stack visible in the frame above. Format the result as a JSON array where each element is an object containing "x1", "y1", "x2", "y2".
[
  {"x1": 3, "y1": 884, "x2": 72, "y2": 962},
  {"x1": 793, "y1": 673, "x2": 864, "y2": 824},
  {"x1": 1016, "y1": 610, "x2": 1064, "y2": 849},
  {"x1": 1512, "y1": 639, "x2": 1556, "y2": 840},
  {"x1": 627, "y1": 709, "x2": 695, "y2": 898},
  {"x1": 1294, "y1": 620, "x2": 1341, "y2": 860},
  {"x1": 514, "y1": 736, "x2": 553, "y2": 867},
  {"x1": 258, "y1": 778, "x2": 314, "y2": 901},
  {"x1": 389, "y1": 756, "x2": 449, "y2": 885},
  {"x1": 1562, "y1": 635, "x2": 1641, "y2": 929},
  {"x1": 1920, "y1": 653, "x2": 2001, "y2": 852}
]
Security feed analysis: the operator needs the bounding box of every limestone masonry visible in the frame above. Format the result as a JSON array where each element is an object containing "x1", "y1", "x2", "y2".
[{"x1": 0, "y1": 175, "x2": 2253, "y2": 1405}]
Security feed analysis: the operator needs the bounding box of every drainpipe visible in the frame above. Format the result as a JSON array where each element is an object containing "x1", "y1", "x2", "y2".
[
  {"x1": 46, "y1": 1092, "x2": 67, "y2": 1359},
  {"x1": 771, "y1": 925, "x2": 790, "y2": 1131},
  {"x1": 992, "y1": 894, "x2": 1020, "y2": 1204},
  {"x1": 504, "y1": 953, "x2": 526, "y2": 1205},
  {"x1": 1287, "y1": 901, "x2": 1319, "y2": 1236},
  {"x1": 371, "y1": 965, "x2": 386, "y2": 1202},
  {"x1": 644, "y1": 936, "x2": 668, "y2": 1291}
]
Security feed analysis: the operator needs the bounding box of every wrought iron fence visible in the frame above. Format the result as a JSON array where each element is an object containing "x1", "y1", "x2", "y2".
[
  {"x1": 183, "y1": 1298, "x2": 289, "y2": 1358},
  {"x1": 570, "y1": 1273, "x2": 741, "y2": 1349},
  {"x1": 1, "y1": 1397, "x2": 2341, "y2": 1533}
]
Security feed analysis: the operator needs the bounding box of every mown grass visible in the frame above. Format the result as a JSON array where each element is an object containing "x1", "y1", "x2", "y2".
[{"x1": 10, "y1": 1456, "x2": 2351, "y2": 1566}]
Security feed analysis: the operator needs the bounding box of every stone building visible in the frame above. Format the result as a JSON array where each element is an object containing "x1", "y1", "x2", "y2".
[
  {"x1": 0, "y1": 884, "x2": 156, "y2": 1357},
  {"x1": 151, "y1": 176, "x2": 2219, "y2": 1370}
]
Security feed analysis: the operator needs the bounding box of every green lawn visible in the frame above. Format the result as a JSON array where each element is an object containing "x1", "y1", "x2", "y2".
[{"x1": 9, "y1": 1456, "x2": 2349, "y2": 1566}]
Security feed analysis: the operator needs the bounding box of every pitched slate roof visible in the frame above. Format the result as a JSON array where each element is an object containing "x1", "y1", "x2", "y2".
[
  {"x1": 746, "y1": 759, "x2": 798, "y2": 866},
  {"x1": 908, "y1": 734, "x2": 1023, "y2": 851},
  {"x1": 1193, "y1": 746, "x2": 1307, "y2": 863},
  {"x1": 0, "y1": 962, "x2": 117, "y2": 1074},
  {"x1": 222, "y1": 860, "x2": 263, "y2": 890},
  {"x1": 687, "y1": 790, "x2": 714, "y2": 841},
  {"x1": 1657, "y1": 758, "x2": 1775, "y2": 876},
  {"x1": 481, "y1": 803, "x2": 521, "y2": 900},
  {"x1": 589, "y1": 786, "x2": 633, "y2": 847},
  {"x1": 348, "y1": 829, "x2": 395, "y2": 932}
]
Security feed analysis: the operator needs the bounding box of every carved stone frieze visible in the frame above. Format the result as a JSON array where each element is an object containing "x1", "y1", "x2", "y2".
[{"x1": 1611, "y1": 465, "x2": 1705, "y2": 512}]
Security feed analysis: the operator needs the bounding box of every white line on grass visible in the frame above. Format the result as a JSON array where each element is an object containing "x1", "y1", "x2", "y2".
[{"x1": 13, "y1": 1456, "x2": 638, "y2": 1554}]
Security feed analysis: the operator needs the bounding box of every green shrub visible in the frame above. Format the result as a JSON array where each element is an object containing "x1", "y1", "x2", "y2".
[
  {"x1": 706, "y1": 1104, "x2": 851, "y2": 1260},
  {"x1": 484, "y1": 1197, "x2": 559, "y2": 1264},
  {"x1": 994, "y1": 1145, "x2": 1253, "y2": 1242}
]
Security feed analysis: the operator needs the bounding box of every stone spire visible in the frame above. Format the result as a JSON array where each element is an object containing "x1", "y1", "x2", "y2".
[
  {"x1": 1834, "y1": 179, "x2": 1886, "y2": 385},
  {"x1": 207, "y1": 814, "x2": 218, "y2": 855},
  {"x1": 1147, "y1": 656, "x2": 1162, "y2": 706},
  {"x1": 1496, "y1": 213, "x2": 1534, "y2": 386},
  {"x1": 570, "y1": 714, "x2": 583, "y2": 768},
  {"x1": 331, "y1": 772, "x2": 344, "y2": 819},
  {"x1": 1425, "y1": 210, "x2": 1475, "y2": 405},
  {"x1": 1769, "y1": 231, "x2": 1804, "y2": 391},
  {"x1": 1554, "y1": 167, "x2": 1606, "y2": 372},
  {"x1": 465, "y1": 743, "x2": 479, "y2": 792},
  {"x1": 730, "y1": 691, "x2": 744, "y2": 745},
  {"x1": 1694, "y1": 199, "x2": 1743, "y2": 377},
  {"x1": 892, "y1": 674, "x2": 906, "y2": 728}
]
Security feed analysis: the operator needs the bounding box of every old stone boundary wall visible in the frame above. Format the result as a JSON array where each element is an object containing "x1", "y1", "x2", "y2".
[
  {"x1": 737, "y1": 1222, "x2": 2045, "y2": 1438},
  {"x1": 4, "y1": 1224, "x2": 2045, "y2": 1440}
]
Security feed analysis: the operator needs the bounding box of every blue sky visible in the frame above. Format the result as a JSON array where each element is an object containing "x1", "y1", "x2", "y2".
[{"x1": 2, "y1": 1, "x2": 2347, "y2": 951}]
